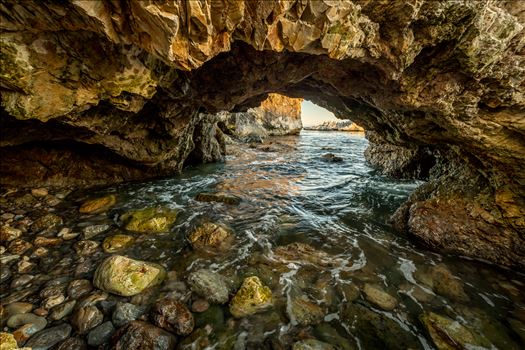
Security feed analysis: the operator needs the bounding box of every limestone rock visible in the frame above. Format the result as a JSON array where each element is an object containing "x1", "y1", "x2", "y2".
[
  {"x1": 230, "y1": 276, "x2": 272, "y2": 318},
  {"x1": 121, "y1": 207, "x2": 177, "y2": 233},
  {"x1": 93, "y1": 255, "x2": 166, "y2": 297}
]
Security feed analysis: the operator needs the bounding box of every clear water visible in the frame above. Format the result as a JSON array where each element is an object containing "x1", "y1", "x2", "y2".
[{"x1": 26, "y1": 131, "x2": 525, "y2": 348}]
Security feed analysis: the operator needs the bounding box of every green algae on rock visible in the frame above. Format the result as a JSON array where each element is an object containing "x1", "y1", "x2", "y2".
[
  {"x1": 195, "y1": 192, "x2": 241, "y2": 205},
  {"x1": 79, "y1": 194, "x2": 116, "y2": 214},
  {"x1": 93, "y1": 255, "x2": 166, "y2": 297},
  {"x1": 229, "y1": 276, "x2": 272, "y2": 318},
  {"x1": 120, "y1": 207, "x2": 177, "y2": 233},
  {"x1": 102, "y1": 234, "x2": 135, "y2": 253}
]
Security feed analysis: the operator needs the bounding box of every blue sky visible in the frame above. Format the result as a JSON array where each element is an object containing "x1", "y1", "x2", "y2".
[{"x1": 301, "y1": 100, "x2": 338, "y2": 126}]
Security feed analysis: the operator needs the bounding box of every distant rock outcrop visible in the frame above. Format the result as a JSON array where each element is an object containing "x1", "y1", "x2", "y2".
[
  {"x1": 219, "y1": 93, "x2": 302, "y2": 138},
  {"x1": 305, "y1": 120, "x2": 364, "y2": 132}
]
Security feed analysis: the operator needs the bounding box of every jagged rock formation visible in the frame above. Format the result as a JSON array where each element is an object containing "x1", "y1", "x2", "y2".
[
  {"x1": 305, "y1": 120, "x2": 364, "y2": 131},
  {"x1": 219, "y1": 93, "x2": 302, "y2": 138},
  {"x1": 0, "y1": 1, "x2": 524, "y2": 269}
]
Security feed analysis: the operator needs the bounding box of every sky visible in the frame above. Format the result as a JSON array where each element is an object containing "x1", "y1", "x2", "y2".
[{"x1": 301, "y1": 100, "x2": 338, "y2": 126}]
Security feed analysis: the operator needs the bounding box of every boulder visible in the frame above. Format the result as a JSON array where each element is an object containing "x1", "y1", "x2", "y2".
[
  {"x1": 93, "y1": 255, "x2": 166, "y2": 296},
  {"x1": 121, "y1": 207, "x2": 177, "y2": 233},
  {"x1": 229, "y1": 276, "x2": 272, "y2": 318}
]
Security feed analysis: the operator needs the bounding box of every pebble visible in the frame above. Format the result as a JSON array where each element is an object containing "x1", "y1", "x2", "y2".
[
  {"x1": 8, "y1": 239, "x2": 32, "y2": 255},
  {"x1": 42, "y1": 294, "x2": 65, "y2": 310},
  {"x1": 13, "y1": 322, "x2": 42, "y2": 344},
  {"x1": 49, "y1": 300, "x2": 76, "y2": 321},
  {"x1": 10, "y1": 274, "x2": 34, "y2": 290},
  {"x1": 74, "y1": 240, "x2": 100, "y2": 256},
  {"x1": 111, "y1": 321, "x2": 176, "y2": 350},
  {"x1": 31, "y1": 188, "x2": 48, "y2": 197},
  {"x1": 0, "y1": 245, "x2": 5, "y2": 254},
  {"x1": 363, "y1": 284, "x2": 398, "y2": 311},
  {"x1": 191, "y1": 299, "x2": 210, "y2": 313},
  {"x1": 1, "y1": 213, "x2": 15, "y2": 220},
  {"x1": 31, "y1": 247, "x2": 49, "y2": 258},
  {"x1": 25, "y1": 323, "x2": 72, "y2": 350},
  {"x1": 33, "y1": 308, "x2": 48, "y2": 316},
  {"x1": 67, "y1": 279, "x2": 93, "y2": 299},
  {"x1": 33, "y1": 236, "x2": 62, "y2": 247},
  {"x1": 57, "y1": 228, "x2": 79, "y2": 241},
  {"x1": 76, "y1": 291, "x2": 108, "y2": 309},
  {"x1": 87, "y1": 321, "x2": 115, "y2": 346},
  {"x1": 0, "y1": 254, "x2": 20, "y2": 264},
  {"x1": 7, "y1": 313, "x2": 47, "y2": 330},
  {"x1": 82, "y1": 224, "x2": 110, "y2": 240},
  {"x1": 0, "y1": 225, "x2": 22, "y2": 242},
  {"x1": 112, "y1": 302, "x2": 147, "y2": 327},
  {"x1": 55, "y1": 337, "x2": 88, "y2": 350},
  {"x1": 4, "y1": 302, "x2": 33, "y2": 317},
  {"x1": 31, "y1": 213, "x2": 63, "y2": 232},
  {"x1": 71, "y1": 306, "x2": 104, "y2": 334},
  {"x1": 151, "y1": 298, "x2": 194, "y2": 335},
  {"x1": 17, "y1": 259, "x2": 36, "y2": 273},
  {"x1": 0, "y1": 265, "x2": 12, "y2": 283}
]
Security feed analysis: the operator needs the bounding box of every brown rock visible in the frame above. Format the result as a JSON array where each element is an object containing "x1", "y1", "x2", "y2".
[
  {"x1": 111, "y1": 321, "x2": 177, "y2": 350},
  {"x1": 151, "y1": 298, "x2": 194, "y2": 336}
]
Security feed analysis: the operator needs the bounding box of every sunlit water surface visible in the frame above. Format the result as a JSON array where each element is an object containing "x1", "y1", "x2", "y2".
[{"x1": 70, "y1": 131, "x2": 524, "y2": 349}]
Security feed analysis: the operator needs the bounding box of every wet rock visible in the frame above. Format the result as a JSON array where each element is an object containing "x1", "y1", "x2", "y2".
[
  {"x1": 230, "y1": 276, "x2": 272, "y2": 318},
  {"x1": 67, "y1": 279, "x2": 93, "y2": 299},
  {"x1": 195, "y1": 192, "x2": 241, "y2": 205},
  {"x1": 73, "y1": 240, "x2": 100, "y2": 256},
  {"x1": 25, "y1": 323, "x2": 72, "y2": 350},
  {"x1": 33, "y1": 236, "x2": 62, "y2": 247},
  {"x1": 363, "y1": 284, "x2": 398, "y2": 311},
  {"x1": 13, "y1": 322, "x2": 42, "y2": 344},
  {"x1": 176, "y1": 327, "x2": 211, "y2": 349},
  {"x1": 4, "y1": 302, "x2": 33, "y2": 317},
  {"x1": 1, "y1": 265, "x2": 12, "y2": 283},
  {"x1": 313, "y1": 323, "x2": 355, "y2": 350},
  {"x1": 49, "y1": 300, "x2": 76, "y2": 321},
  {"x1": 31, "y1": 188, "x2": 48, "y2": 197},
  {"x1": 0, "y1": 254, "x2": 19, "y2": 264},
  {"x1": 71, "y1": 306, "x2": 104, "y2": 334},
  {"x1": 31, "y1": 213, "x2": 62, "y2": 232},
  {"x1": 8, "y1": 239, "x2": 32, "y2": 255},
  {"x1": 55, "y1": 337, "x2": 87, "y2": 350},
  {"x1": 41, "y1": 293, "x2": 65, "y2": 309},
  {"x1": 30, "y1": 247, "x2": 48, "y2": 258},
  {"x1": 111, "y1": 321, "x2": 177, "y2": 350},
  {"x1": 321, "y1": 153, "x2": 343, "y2": 163},
  {"x1": 151, "y1": 298, "x2": 194, "y2": 335},
  {"x1": 0, "y1": 226, "x2": 22, "y2": 242},
  {"x1": 57, "y1": 228, "x2": 79, "y2": 241},
  {"x1": 272, "y1": 242, "x2": 335, "y2": 266},
  {"x1": 112, "y1": 302, "x2": 147, "y2": 328},
  {"x1": 94, "y1": 255, "x2": 166, "y2": 296},
  {"x1": 188, "y1": 269, "x2": 230, "y2": 304},
  {"x1": 187, "y1": 222, "x2": 233, "y2": 251},
  {"x1": 420, "y1": 312, "x2": 491, "y2": 350},
  {"x1": 120, "y1": 207, "x2": 177, "y2": 233},
  {"x1": 292, "y1": 339, "x2": 335, "y2": 350},
  {"x1": 191, "y1": 299, "x2": 210, "y2": 313},
  {"x1": 0, "y1": 332, "x2": 17, "y2": 350},
  {"x1": 87, "y1": 321, "x2": 115, "y2": 346},
  {"x1": 102, "y1": 234, "x2": 135, "y2": 253},
  {"x1": 76, "y1": 291, "x2": 108, "y2": 309},
  {"x1": 509, "y1": 318, "x2": 525, "y2": 343},
  {"x1": 7, "y1": 313, "x2": 47, "y2": 330},
  {"x1": 289, "y1": 294, "x2": 325, "y2": 326},
  {"x1": 79, "y1": 195, "x2": 117, "y2": 214},
  {"x1": 430, "y1": 264, "x2": 469, "y2": 302},
  {"x1": 338, "y1": 283, "x2": 360, "y2": 302},
  {"x1": 82, "y1": 224, "x2": 110, "y2": 239}
]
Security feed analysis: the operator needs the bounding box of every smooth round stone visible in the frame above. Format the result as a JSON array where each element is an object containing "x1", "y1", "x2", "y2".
[
  {"x1": 87, "y1": 321, "x2": 115, "y2": 347},
  {"x1": 31, "y1": 188, "x2": 48, "y2": 197},
  {"x1": 71, "y1": 306, "x2": 104, "y2": 334},
  {"x1": 33, "y1": 308, "x2": 48, "y2": 317},
  {"x1": 25, "y1": 323, "x2": 72, "y2": 350},
  {"x1": 10, "y1": 274, "x2": 34, "y2": 289},
  {"x1": 49, "y1": 300, "x2": 76, "y2": 321},
  {"x1": 7, "y1": 313, "x2": 47, "y2": 331},
  {"x1": 191, "y1": 299, "x2": 210, "y2": 313},
  {"x1": 363, "y1": 284, "x2": 398, "y2": 311},
  {"x1": 68, "y1": 279, "x2": 93, "y2": 299},
  {"x1": 55, "y1": 337, "x2": 88, "y2": 350},
  {"x1": 4, "y1": 302, "x2": 33, "y2": 317},
  {"x1": 79, "y1": 195, "x2": 116, "y2": 214},
  {"x1": 82, "y1": 224, "x2": 110, "y2": 240},
  {"x1": 102, "y1": 234, "x2": 135, "y2": 253},
  {"x1": 112, "y1": 302, "x2": 147, "y2": 328}
]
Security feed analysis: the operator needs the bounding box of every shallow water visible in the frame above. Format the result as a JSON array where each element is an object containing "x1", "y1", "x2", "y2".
[{"x1": 2, "y1": 131, "x2": 524, "y2": 349}]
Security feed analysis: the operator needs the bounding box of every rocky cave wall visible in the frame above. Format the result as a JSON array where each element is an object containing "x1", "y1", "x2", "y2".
[{"x1": 0, "y1": 0, "x2": 524, "y2": 269}]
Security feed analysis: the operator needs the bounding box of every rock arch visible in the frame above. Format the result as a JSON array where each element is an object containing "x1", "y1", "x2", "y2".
[{"x1": 0, "y1": 1, "x2": 523, "y2": 268}]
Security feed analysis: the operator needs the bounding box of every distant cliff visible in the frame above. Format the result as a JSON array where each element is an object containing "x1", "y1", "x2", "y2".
[
  {"x1": 305, "y1": 120, "x2": 364, "y2": 132},
  {"x1": 219, "y1": 93, "x2": 302, "y2": 138}
]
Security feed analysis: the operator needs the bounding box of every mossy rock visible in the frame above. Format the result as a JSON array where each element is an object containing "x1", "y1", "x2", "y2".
[
  {"x1": 0, "y1": 332, "x2": 17, "y2": 350},
  {"x1": 102, "y1": 234, "x2": 135, "y2": 253},
  {"x1": 93, "y1": 255, "x2": 166, "y2": 296},
  {"x1": 420, "y1": 312, "x2": 491, "y2": 350},
  {"x1": 121, "y1": 207, "x2": 177, "y2": 233},
  {"x1": 195, "y1": 192, "x2": 241, "y2": 205},
  {"x1": 229, "y1": 276, "x2": 272, "y2": 318},
  {"x1": 79, "y1": 194, "x2": 116, "y2": 214}
]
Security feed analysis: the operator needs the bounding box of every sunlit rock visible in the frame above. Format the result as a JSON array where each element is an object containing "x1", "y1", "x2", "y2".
[
  {"x1": 121, "y1": 207, "x2": 177, "y2": 233},
  {"x1": 102, "y1": 234, "x2": 135, "y2": 253},
  {"x1": 79, "y1": 195, "x2": 116, "y2": 214},
  {"x1": 229, "y1": 276, "x2": 272, "y2": 318},
  {"x1": 187, "y1": 222, "x2": 234, "y2": 251}
]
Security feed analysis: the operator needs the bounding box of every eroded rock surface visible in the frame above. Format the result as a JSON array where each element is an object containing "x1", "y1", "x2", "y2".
[{"x1": 0, "y1": 0, "x2": 524, "y2": 268}]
